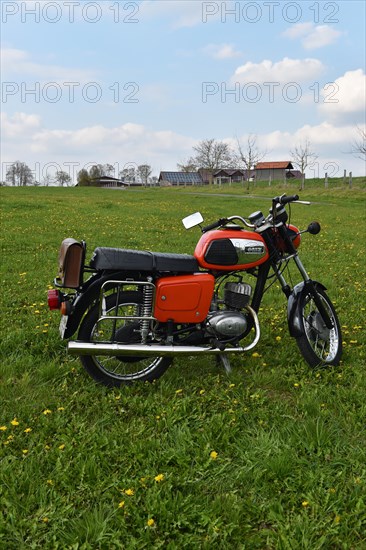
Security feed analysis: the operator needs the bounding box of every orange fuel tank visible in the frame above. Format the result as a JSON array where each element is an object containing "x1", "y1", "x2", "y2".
[{"x1": 194, "y1": 228, "x2": 269, "y2": 271}]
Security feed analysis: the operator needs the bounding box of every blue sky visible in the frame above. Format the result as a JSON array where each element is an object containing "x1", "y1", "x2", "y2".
[{"x1": 1, "y1": 0, "x2": 365, "y2": 182}]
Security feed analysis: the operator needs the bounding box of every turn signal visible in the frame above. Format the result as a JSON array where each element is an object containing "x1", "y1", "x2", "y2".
[{"x1": 47, "y1": 289, "x2": 61, "y2": 310}]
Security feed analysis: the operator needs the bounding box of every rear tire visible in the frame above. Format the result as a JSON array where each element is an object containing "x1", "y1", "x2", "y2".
[
  {"x1": 78, "y1": 291, "x2": 172, "y2": 387},
  {"x1": 295, "y1": 288, "x2": 342, "y2": 368}
]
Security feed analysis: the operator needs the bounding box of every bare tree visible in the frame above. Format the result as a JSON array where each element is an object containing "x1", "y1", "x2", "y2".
[
  {"x1": 350, "y1": 126, "x2": 366, "y2": 160},
  {"x1": 190, "y1": 138, "x2": 233, "y2": 184},
  {"x1": 119, "y1": 167, "x2": 136, "y2": 184},
  {"x1": 290, "y1": 139, "x2": 318, "y2": 190},
  {"x1": 176, "y1": 161, "x2": 198, "y2": 172},
  {"x1": 137, "y1": 164, "x2": 152, "y2": 186},
  {"x1": 234, "y1": 134, "x2": 267, "y2": 188},
  {"x1": 6, "y1": 161, "x2": 34, "y2": 186},
  {"x1": 55, "y1": 170, "x2": 72, "y2": 187}
]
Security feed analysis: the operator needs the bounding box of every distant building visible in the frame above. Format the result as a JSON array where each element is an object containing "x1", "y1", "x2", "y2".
[
  {"x1": 255, "y1": 161, "x2": 294, "y2": 181},
  {"x1": 91, "y1": 176, "x2": 126, "y2": 188},
  {"x1": 158, "y1": 168, "x2": 249, "y2": 186},
  {"x1": 158, "y1": 171, "x2": 203, "y2": 186}
]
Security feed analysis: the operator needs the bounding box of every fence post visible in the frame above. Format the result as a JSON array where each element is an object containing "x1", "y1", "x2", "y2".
[
  {"x1": 349, "y1": 171, "x2": 352, "y2": 189},
  {"x1": 325, "y1": 172, "x2": 328, "y2": 188},
  {"x1": 343, "y1": 169, "x2": 347, "y2": 185}
]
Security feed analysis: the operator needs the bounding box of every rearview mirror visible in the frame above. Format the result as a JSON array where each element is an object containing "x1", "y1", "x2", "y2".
[{"x1": 182, "y1": 212, "x2": 204, "y2": 229}]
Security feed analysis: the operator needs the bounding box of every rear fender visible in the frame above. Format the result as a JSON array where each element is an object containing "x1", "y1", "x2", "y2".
[
  {"x1": 62, "y1": 271, "x2": 129, "y2": 339},
  {"x1": 287, "y1": 280, "x2": 327, "y2": 338}
]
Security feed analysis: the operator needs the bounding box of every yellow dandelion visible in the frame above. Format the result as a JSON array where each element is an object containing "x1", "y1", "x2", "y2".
[
  {"x1": 118, "y1": 501, "x2": 125, "y2": 509},
  {"x1": 47, "y1": 479, "x2": 54, "y2": 485},
  {"x1": 57, "y1": 407, "x2": 65, "y2": 411},
  {"x1": 22, "y1": 449, "x2": 28, "y2": 455},
  {"x1": 154, "y1": 474, "x2": 164, "y2": 482},
  {"x1": 147, "y1": 518, "x2": 155, "y2": 527},
  {"x1": 252, "y1": 352, "x2": 261, "y2": 358},
  {"x1": 24, "y1": 428, "x2": 32, "y2": 433},
  {"x1": 0, "y1": 426, "x2": 7, "y2": 431},
  {"x1": 294, "y1": 383, "x2": 300, "y2": 388},
  {"x1": 42, "y1": 517, "x2": 49, "y2": 523},
  {"x1": 210, "y1": 450, "x2": 218, "y2": 460},
  {"x1": 302, "y1": 500, "x2": 309, "y2": 507},
  {"x1": 58, "y1": 444, "x2": 65, "y2": 450},
  {"x1": 334, "y1": 514, "x2": 341, "y2": 524},
  {"x1": 175, "y1": 389, "x2": 183, "y2": 394},
  {"x1": 275, "y1": 336, "x2": 282, "y2": 341},
  {"x1": 43, "y1": 409, "x2": 52, "y2": 415},
  {"x1": 199, "y1": 389, "x2": 205, "y2": 395},
  {"x1": 11, "y1": 419, "x2": 20, "y2": 426},
  {"x1": 124, "y1": 488, "x2": 134, "y2": 496}
]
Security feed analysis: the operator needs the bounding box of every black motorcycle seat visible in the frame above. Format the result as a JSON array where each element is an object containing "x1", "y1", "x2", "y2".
[{"x1": 90, "y1": 247, "x2": 199, "y2": 273}]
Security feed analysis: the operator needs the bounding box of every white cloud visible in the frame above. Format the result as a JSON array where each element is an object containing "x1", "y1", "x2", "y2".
[
  {"x1": 0, "y1": 112, "x2": 196, "y2": 177},
  {"x1": 203, "y1": 43, "x2": 242, "y2": 60},
  {"x1": 0, "y1": 111, "x2": 41, "y2": 137},
  {"x1": 1, "y1": 48, "x2": 96, "y2": 83},
  {"x1": 2, "y1": 113, "x2": 364, "y2": 180},
  {"x1": 318, "y1": 69, "x2": 366, "y2": 122},
  {"x1": 282, "y1": 22, "x2": 343, "y2": 49},
  {"x1": 232, "y1": 57, "x2": 324, "y2": 84}
]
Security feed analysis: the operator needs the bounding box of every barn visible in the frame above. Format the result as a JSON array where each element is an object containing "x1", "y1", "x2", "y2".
[{"x1": 255, "y1": 161, "x2": 294, "y2": 181}]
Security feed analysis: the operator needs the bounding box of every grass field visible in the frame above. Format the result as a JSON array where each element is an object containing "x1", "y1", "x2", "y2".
[{"x1": 1, "y1": 181, "x2": 365, "y2": 548}]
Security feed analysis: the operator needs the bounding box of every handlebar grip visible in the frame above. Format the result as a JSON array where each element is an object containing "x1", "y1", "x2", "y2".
[
  {"x1": 274, "y1": 194, "x2": 299, "y2": 205},
  {"x1": 202, "y1": 218, "x2": 228, "y2": 233}
]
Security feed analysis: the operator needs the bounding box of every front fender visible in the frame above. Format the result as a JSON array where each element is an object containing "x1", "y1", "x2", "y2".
[
  {"x1": 287, "y1": 280, "x2": 327, "y2": 338},
  {"x1": 62, "y1": 271, "x2": 127, "y2": 339}
]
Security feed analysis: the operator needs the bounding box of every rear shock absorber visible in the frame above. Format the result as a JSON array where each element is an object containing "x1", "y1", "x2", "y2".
[{"x1": 140, "y1": 277, "x2": 154, "y2": 344}]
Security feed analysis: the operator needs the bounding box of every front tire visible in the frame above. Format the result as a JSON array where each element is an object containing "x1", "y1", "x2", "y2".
[
  {"x1": 78, "y1": 291, "x2": 172, "y2": 387},
  {"x1": 295, "y1": 288, "x2": 342, "y2": 368}
]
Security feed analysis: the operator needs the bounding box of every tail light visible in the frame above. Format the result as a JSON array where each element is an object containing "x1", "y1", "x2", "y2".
[{"x1": 47, "y1": 289, "x2": 61, "y2": 310}]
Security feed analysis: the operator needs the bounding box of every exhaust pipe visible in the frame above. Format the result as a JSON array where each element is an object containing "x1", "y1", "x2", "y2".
[
  {"x1": 68, "y1": 340, "x2": 258, "y2": 357},
  {"x1": 68, "y1": 306, "x2": 260, "y2": 358}
]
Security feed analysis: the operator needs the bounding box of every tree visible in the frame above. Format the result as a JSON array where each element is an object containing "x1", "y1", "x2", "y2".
[
  {"x1": 290, "y1": 139, "x2": 318, "y2": 190},
  {"x1": 6, "y1": 161, "x2": 34, "y2": 186},
  {"x1": 137, "y1": 164, "x2": 152, "y2": 186},
  {"x1": 350, "y1": 126, "x2": 366, "y2": 160},
  {"x1": 176, "y1": 161, "x2": 198, "y2": 172},
  {"x1": 55, "y1": 170, "x2": 72, "y2": 187},
  {"x1": 234, "y1": 134, "x2": 267, "y2": 188},
  {"x1": 89, "y1": 164, "x2": 105, "y2": 181},
  {"x1": 77, "y1": 169, "x2": 91, "y2": 186},
  {"x1": 190, "y1": 138, "x2": 233, "y2": 184},
  {"x1": 119, "y1": 167, "x2": 136, "y2": 184}
]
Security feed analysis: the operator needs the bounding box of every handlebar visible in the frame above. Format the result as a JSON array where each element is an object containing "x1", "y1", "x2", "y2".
[
  {"x1": 201, "y1": 217, "x2": 228, "y2": 233},
  {"x1": 200, "y1": 195, "x2": 304, "y2": 233},
  {"x1": 273, "y1": 194, "x2": 299, "y2": 205}
]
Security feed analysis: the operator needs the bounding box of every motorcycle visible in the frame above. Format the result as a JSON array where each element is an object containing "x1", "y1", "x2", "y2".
[{"x1": 48, "y1": 194, "x2": 342, "y2": 387}]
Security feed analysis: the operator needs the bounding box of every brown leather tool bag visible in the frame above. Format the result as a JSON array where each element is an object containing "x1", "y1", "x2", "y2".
[{"x1": 58, "y1": 238, "x2": 85, "y2": 288}]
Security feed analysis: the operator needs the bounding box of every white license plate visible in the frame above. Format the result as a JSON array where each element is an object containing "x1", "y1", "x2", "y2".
[{"x1": 59, "y1": 315, "x2": 68, "y2": 338}]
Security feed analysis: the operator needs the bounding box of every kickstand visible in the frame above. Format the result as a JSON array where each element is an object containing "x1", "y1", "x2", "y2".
[{"x1": 218, "y1": 354, "x2": 232, "y2": 375}]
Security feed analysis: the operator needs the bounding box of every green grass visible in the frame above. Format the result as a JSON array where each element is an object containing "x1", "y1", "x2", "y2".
[{"x1": 1, "y1": 183, "x2": 365, "y2": 549}]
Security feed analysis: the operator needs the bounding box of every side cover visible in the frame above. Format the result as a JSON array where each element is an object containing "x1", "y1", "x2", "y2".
[{"x1": 154, "y1": 273, "x2": 215, "y2": 323}]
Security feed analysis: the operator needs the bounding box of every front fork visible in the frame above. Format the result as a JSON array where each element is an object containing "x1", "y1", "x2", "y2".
[{"x1": 274, "y1": 254, "x2": 333, "y2": 333}]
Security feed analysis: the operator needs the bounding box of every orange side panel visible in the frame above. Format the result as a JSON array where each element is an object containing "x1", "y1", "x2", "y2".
[{"x1": 154, "y1": 273, "x2": 215, "y2": 323}]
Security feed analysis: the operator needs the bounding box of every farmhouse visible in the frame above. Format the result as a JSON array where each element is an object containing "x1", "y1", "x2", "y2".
[{"x1": 255, "y1": 161, "x2": 294, "y2": 181}]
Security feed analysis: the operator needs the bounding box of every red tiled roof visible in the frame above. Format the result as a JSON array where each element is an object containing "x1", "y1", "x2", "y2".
[{"x1": 255, "y1": 161, "x2": 293, "y2": 170}]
